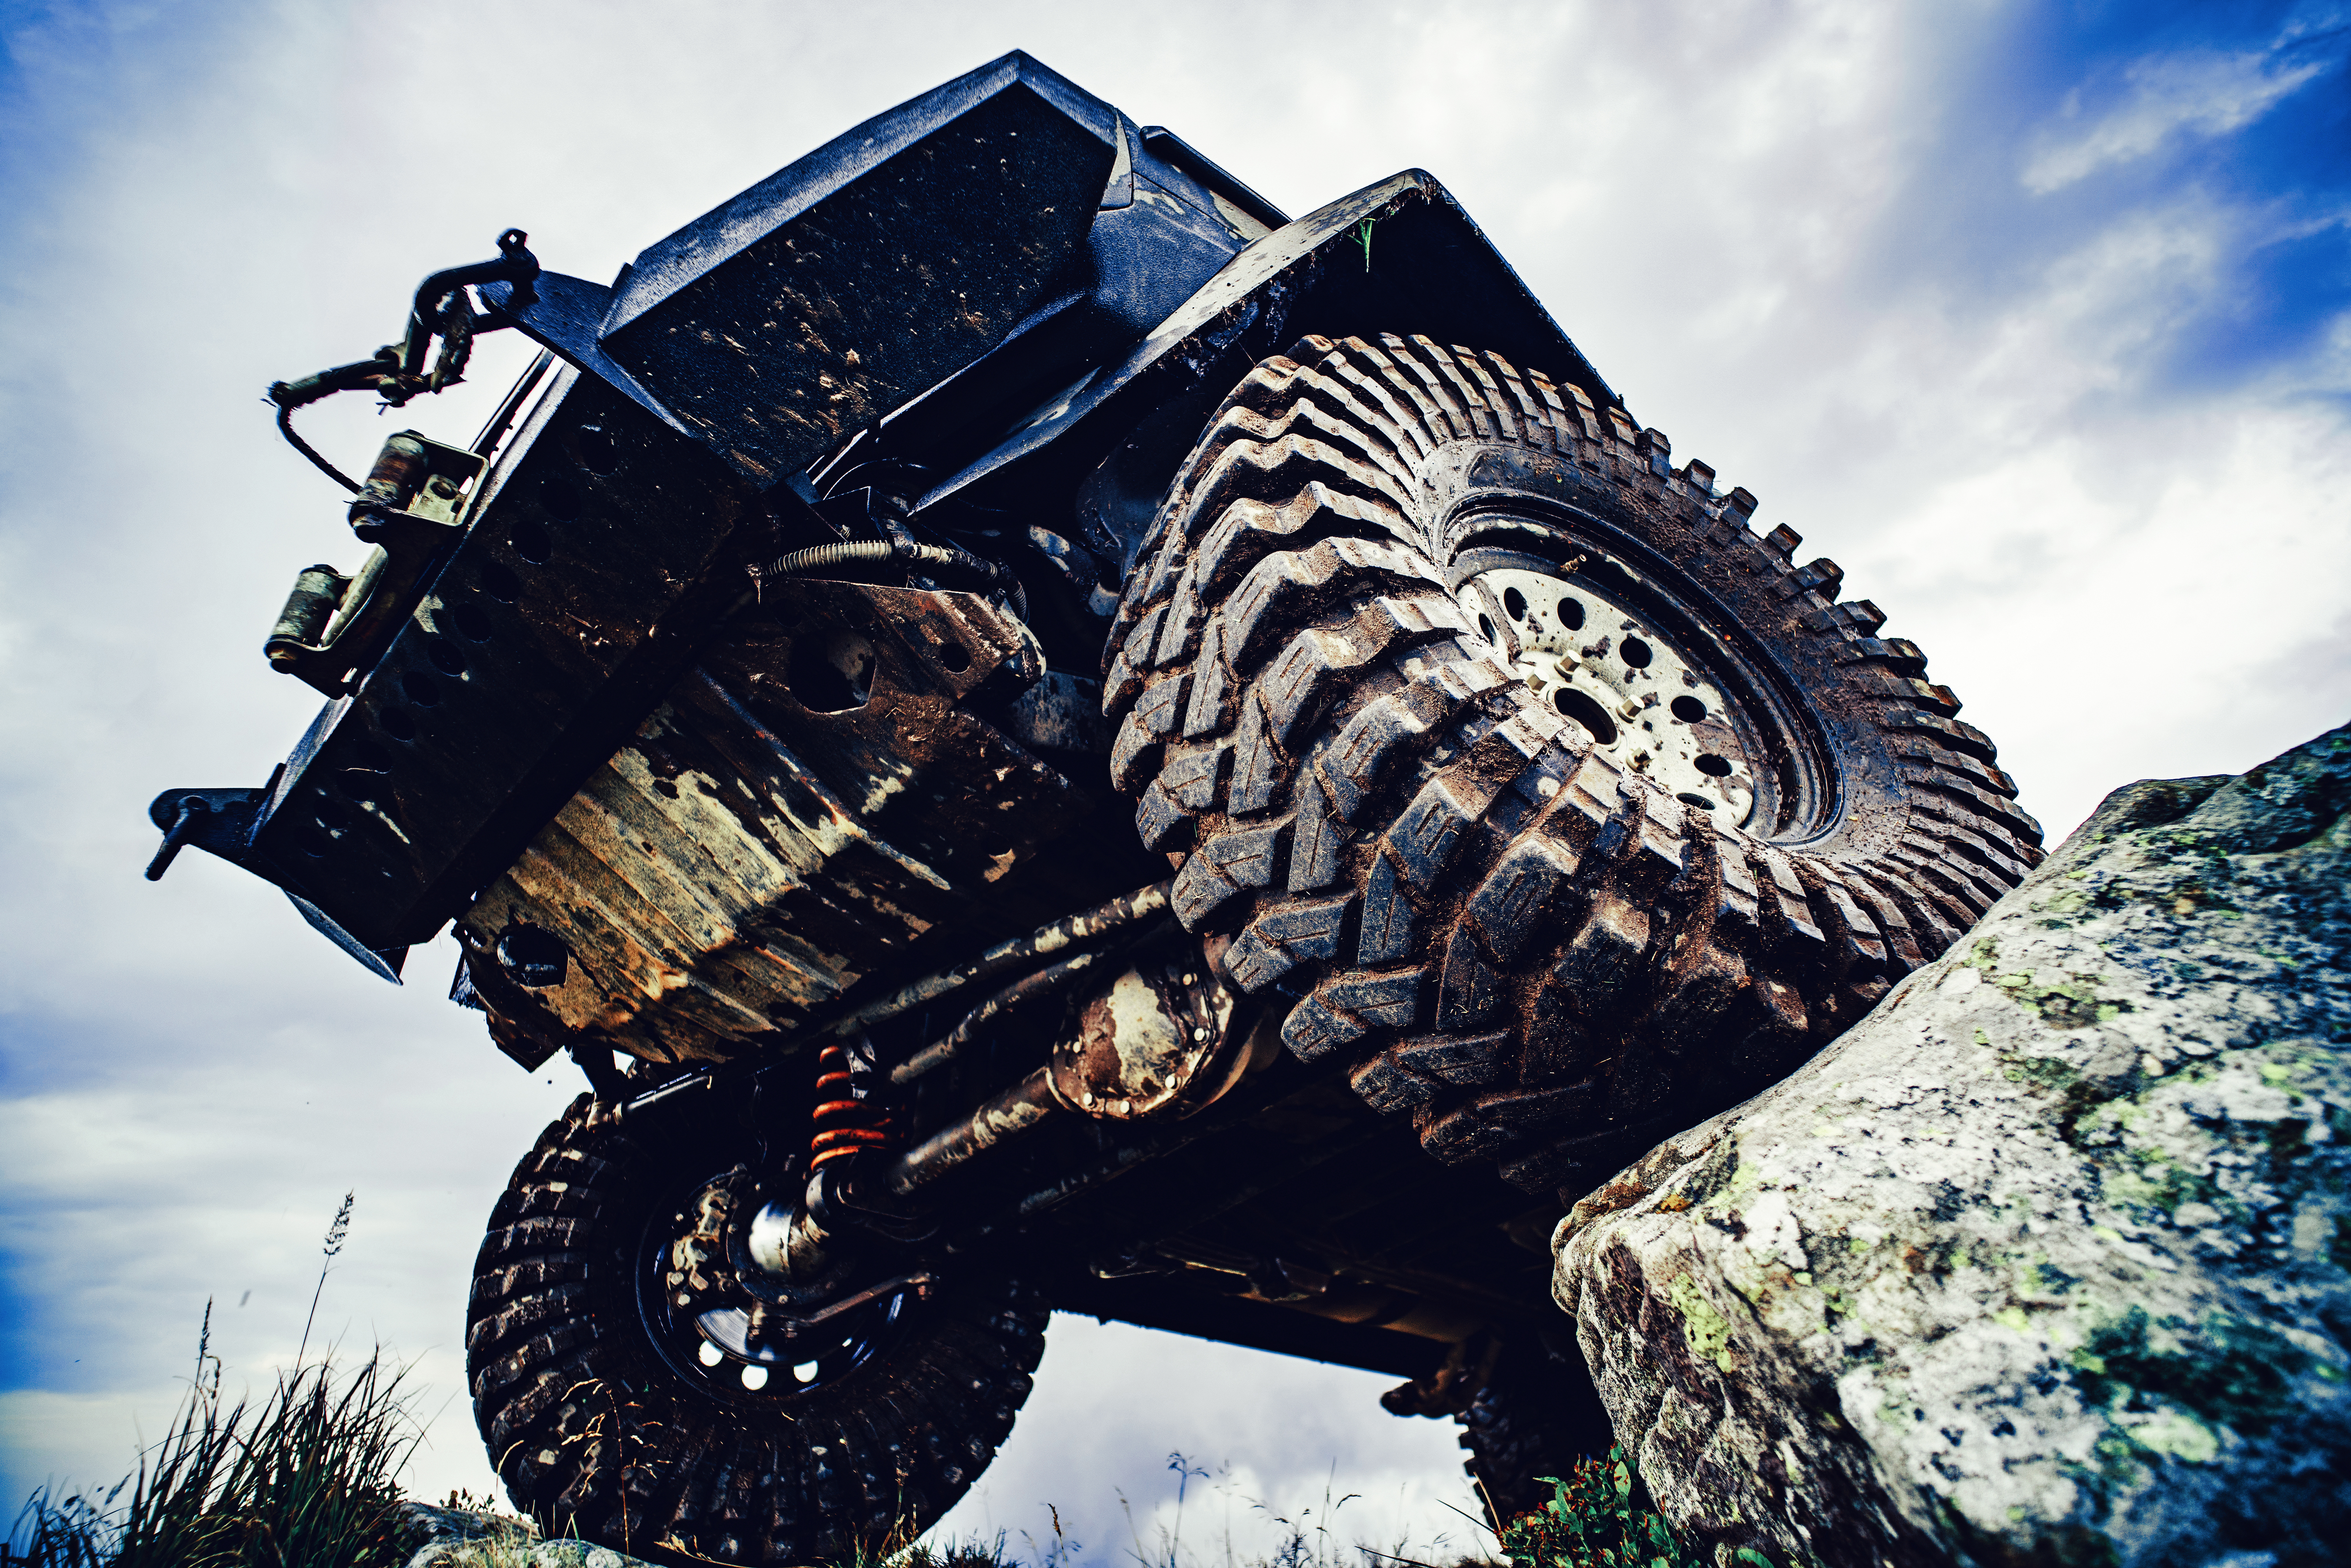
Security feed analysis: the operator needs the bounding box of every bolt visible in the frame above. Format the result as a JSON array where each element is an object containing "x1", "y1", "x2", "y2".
[{"x1": 427, "y1": 475, "x2": 461, "y2": 500}]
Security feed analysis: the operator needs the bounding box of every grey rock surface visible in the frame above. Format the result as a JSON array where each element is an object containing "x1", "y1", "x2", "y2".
[
  {"x1": 1553, "y1": 724, "x2": 2351, "y2": 1567},
  {"x1": 398, "y1": 1502, "x2": 652, "y2": 1568}
]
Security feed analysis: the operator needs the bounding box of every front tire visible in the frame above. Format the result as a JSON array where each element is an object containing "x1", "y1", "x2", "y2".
[
  {"x1": 466, "y1": 1095, "x2": 1047, "y2": 1564},
  {"x1": 1105, "y1": 333, "x2": 2040, "y2": 1190}
]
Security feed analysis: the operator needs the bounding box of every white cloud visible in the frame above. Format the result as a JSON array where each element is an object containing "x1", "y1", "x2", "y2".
[
  {"x1": 932, "y1": 1318, "x2": 1482, "y2": 1562},
  {"x1": 2, "y1": 0, "x2": 2346, "y2": 1556},
  {"x1": 2024, "y1": 45, "x2": 2328, "y2": 194}
]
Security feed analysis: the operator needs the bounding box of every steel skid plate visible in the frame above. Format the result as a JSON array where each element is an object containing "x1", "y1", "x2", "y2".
[{"x1": 453, "y1": 577, "x2": 1105, "y2": 1068}]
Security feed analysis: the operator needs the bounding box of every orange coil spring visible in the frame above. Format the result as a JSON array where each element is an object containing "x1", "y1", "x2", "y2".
[{"x1": 809, "y1": 1040, "x2": 895, "y2": 1170}]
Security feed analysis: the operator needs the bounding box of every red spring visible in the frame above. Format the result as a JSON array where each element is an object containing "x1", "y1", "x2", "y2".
[{"x1": 809, "y1": 1040, "x2": 895, "y2": 1170}]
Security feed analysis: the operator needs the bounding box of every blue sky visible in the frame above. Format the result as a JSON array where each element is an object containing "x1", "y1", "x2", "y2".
[{"x1": 2, "y1": 1, "x2": 2346, "y2": 1560}]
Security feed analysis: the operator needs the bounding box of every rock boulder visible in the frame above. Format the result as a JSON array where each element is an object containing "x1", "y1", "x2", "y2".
[
  {"x1": 1553, "y1": 724, "x2": 2351, "y2": 1567},
  {"x1": 398, "y1": 1503, "x2": 655, "y2": 1568}
]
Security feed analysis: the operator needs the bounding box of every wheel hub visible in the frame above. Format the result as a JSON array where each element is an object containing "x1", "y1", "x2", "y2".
[
  {"x1": 643, "y1": 1172, "x2": 908, "y2": 1399},
  {"x1": 1464, "y1": 566, "x2": 1759, "y2": 827}
]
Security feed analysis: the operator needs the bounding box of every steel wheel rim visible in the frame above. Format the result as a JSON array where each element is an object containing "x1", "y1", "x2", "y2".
[
  {"x1": 1450, "y1": 505, "x2": 1837, "y2": 841},
  {"x1": 634, "y1": 1170, "x2": 910, "y2": 1407},
  {"x1": 1464, "y1": 563, "x2": 1760, "y2": 827}
]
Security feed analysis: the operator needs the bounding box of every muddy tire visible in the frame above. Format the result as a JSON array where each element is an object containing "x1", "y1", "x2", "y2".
[
  {"x1": 1458, "y1": 1336, "x2": 1613, "y2": 1528},
  {"x1": 466, "y1": 1095, "x2": 1048, "y2": 1564},
  {"x1": 1103, "y1": 333, "x2": 2040, "y2": 1190}
]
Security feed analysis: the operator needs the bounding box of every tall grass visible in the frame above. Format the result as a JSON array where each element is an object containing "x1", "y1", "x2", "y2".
[
  {"x1": 8, "y1": 1194, "x2": 419, "y2": 1568},
  {"x1": 6, "y1": 1334, "x2": 419, "y2": 1568},
  {"x1": 1101, "y1": 1453, "x2": 1480, "y2": 1568},
  {"x1": 5, "y1": 1191, "x2": 1747, "y2": 1568}
]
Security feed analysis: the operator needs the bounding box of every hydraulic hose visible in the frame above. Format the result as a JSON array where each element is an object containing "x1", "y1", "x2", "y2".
[
  {"x1": 762, "y1": 540, "x2": 958, "y2": 577},
  {"x1": 755, "y1": 538, "x2": 1018, "y2": 613}
]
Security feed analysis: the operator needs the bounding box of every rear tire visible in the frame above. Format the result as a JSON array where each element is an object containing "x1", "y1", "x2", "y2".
[
  {"x1": 467, "y1": 1095, "x2": 1047, "y2": 1564},
  {"x1": 1104, "y1": 333, "x2": 2040, "y2": 1191},
  {"x1": 1456, "y1": 1336, "x2": 1613, "y2": 1528}
]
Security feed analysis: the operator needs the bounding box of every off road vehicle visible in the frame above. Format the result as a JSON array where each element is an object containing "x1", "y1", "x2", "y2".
[{"x1": 147, "y1": 52, "x2": 2040, "y2": 1561}]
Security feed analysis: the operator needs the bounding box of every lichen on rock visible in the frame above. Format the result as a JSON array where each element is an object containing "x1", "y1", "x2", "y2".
[
  {"x1": 398, "y1": 1504, "x2": 653, "y2": 1568},
  {"x1": 1552, "y1": 723, "x2": 2351, "y2": 1568}
]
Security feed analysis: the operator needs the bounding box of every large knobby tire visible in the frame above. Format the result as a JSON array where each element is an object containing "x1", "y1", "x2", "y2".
[
  {"x1": 1384, "y1": 1330, "x2": 1613, "y2": 1529},
  {"x1": 1457, "y1": 1336, "x2": 1613, "y2": 1528},
  {"x1": 1103, "y1": 333, "x2": 2040, "y2": 1191},
  {"x1": 466, "y1": 1096, "x2": 1048, "y2": 1564}
]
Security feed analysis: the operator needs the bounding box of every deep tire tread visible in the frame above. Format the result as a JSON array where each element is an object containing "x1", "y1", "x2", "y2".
[
  {"x1": 1107, "y1": 336, "x2": 2040, "y2": 1187},
  {"x1": 466, "y1": 1094, "x2": 1048, "y2": 1564}
]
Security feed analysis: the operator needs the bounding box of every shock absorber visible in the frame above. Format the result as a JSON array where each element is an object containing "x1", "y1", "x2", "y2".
[
  {"x1": 809, "y1": 1038, "x2": 895, "y2": 1170},
  {"x1": 749, "y1": 1038, "x2": 889, "y2": 1281},
  {"x1": 746, "y1": 1037, "x2": 919, "y2": 1282}
]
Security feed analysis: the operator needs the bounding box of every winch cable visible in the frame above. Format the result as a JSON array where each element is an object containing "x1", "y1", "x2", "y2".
[
  {"x1": 264, "y1": 229, "x2": 538, "y2": 495},
  {"x1": 274, "y1": 399, "x2": 364, "y2": 494},
  {"x1": 268, "y1": 300, "x2": 481, "y2": 496}
]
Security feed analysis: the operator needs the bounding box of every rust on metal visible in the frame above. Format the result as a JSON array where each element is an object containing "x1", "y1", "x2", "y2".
[
  {"x1": 827, "y1": 879, "x2": 1172, "y2": 1044},
  {"x1": 885, "y1": 1069, "x2": 1063, "y2": 1195},
  {"x1": 453, "y1": 578, "x2": 1091, "y2": 1065},
  {"x1": 1049, "y1": 951, "x2": 1243, "y2": 1119}
]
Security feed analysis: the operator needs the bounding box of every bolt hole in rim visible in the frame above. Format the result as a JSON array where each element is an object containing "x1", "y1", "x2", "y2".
[
  {"x1": 1550, "y1": 685, "x2": 1617, "y2": 747},
  {"x1": 1450, "y1": 513, "x2": 1833, "y2": 838},
  {"x1": 1471, "y1": 563, "x2": 1758, "y2": 828},
  {"x1": 635, "y1": 1175, "x2": 910, "y2": 1408}
]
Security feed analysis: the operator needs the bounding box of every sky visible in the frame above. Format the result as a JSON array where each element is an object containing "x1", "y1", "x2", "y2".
[{"x1": 1, "y1": 0, "x2": 2346, "y2": 1560}]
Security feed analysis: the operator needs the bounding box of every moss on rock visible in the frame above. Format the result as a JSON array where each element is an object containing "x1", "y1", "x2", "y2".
[{"x1": 1553, "y1": 723, "x2": 2351, "y2": 1568}]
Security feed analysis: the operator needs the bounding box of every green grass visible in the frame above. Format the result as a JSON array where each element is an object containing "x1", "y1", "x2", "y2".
[
  {"x1": 14, "y1": 1409, "x2": 1753, "y2": 1568},
  {"x1": 1496, "y1": 1449, "x2": 1767, "y2": 1568},
  {"x1": 12, "y1": 1364, "x2": 1751, "y2": 1568},
  {"x1": 11, "y1": 1274, "x2": 1733, "y2": 1568},
  {"x1": 8, "y1": 1197, "x2": 417, "y2": 1568},
  {"x1": 7, "y1": 1338, "x2": 418, "y2": 1568}
]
